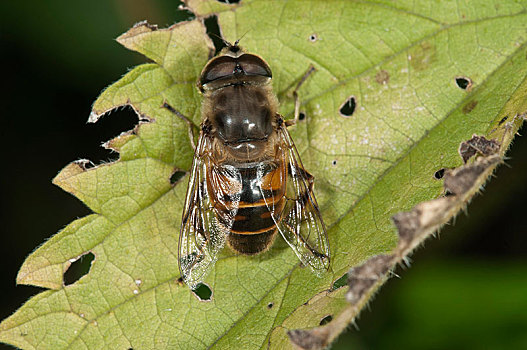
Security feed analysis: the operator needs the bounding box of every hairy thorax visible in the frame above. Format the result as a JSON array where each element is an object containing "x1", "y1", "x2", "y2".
[{"x1": 203, "y1": 83, "x2": 279, "y2": 162}]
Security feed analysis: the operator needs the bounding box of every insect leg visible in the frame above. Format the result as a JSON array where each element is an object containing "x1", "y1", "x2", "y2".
[
  {"x1": 162, "y1": 102, "x2": 199, "y2": 150},
  {"x1": 287, "y1": 65, "x2": 317, "y2": 127}
]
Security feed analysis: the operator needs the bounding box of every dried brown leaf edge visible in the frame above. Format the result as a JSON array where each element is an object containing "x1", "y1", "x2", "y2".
[{"x1": 287, "y1": 126, "x2": 523, "y2": 350}]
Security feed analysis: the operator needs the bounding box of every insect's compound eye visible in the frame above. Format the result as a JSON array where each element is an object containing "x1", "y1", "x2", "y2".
[
  {"x1": 199, "y1": 54, "x2": 273, "y2": 88},
  {"x1": 200, "y1": 56, "x2": 238, "y2": 86},
  {"x1": 237, "y1": 54, "x2": 272, "y2": 78}
]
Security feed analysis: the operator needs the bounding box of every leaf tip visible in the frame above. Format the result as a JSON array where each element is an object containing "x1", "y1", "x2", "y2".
[
  {"x1": 52, "y1": 159, "x2": 91, "y2": 188},
  {"x1": 102, "y1": 130, "x2": 135, "y2": 152},
  {"x1": 16, "y1": 256, "x2": 64, "y2": 290},
  {"x1": 88, "y1": 111, "x2": 100, "y2": 123},
  {"x1": 116, "y1": 20, "x2": 158, "y2": 47}
]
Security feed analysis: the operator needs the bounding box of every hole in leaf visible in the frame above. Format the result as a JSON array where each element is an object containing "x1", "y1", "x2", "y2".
[
  {"x1": 498, "y1": 116, "x2": 508, "y2": 125},
  {"x1": 331, "y1": 160, "x2": 337, "y2": 166},
  {"x1": 331, "y1": 273, "x2": 347, "y2": 291},
  {"x1": 64, "y1": 252, "x2": 95, "y2": 285},
  {"x1": 215, "y1": 0, "x2": 241, "y2": 3},
  {"x1": 445, "y1": 189, "x2": 454, "y2": 197},
  {"x1": 267, "y1": 302, "x2": 274, "y2": 309},
  {"x1": 87, "y1": 106, "x2": 138, "y2": 163},
  {"x1": 175, "y1": 2, "x2": 195, "y2": 21},
  {"x1": 170, "y1": 170, "x2": 186, "y2": 185},
  {"x1": 299, "y1": 112, "x2": 306, "y2": 121},
  {"x1": 339, "y1": 96, "x2": 356, "y2": 117},
  {"x1": 434, "y1": 168, "x2": 445, "y2": 180},
  {"x1": 319, "y1": 314, "x2": 333, "y2": 326},
  {"x1": 309, "y1": 33, "x2": 318, "y2": 42},
  {"x1": 192, "y1": 283, "x2": 213, "y2": 301},
  {"x1": 204, "y1": 16, "x2": 225, "y2": 54},
  {"x1": 455, "y1": 76, "x2": 472, "y2": 90}
]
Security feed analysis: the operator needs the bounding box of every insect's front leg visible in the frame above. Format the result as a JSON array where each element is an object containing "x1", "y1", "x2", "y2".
[
  {"x1": 162, "y1": 101, "x2": 199, "y2": 150},
  {"x1": 286, "y1": 65, "x2": 317, "y2": 127}
]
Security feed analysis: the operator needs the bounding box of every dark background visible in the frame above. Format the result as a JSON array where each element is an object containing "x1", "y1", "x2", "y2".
[{"x1": 1, "y1": 1, "x2": 526, "y2": 349}]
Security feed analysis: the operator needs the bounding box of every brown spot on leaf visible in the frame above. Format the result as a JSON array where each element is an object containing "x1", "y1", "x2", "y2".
[
  {"x1": 409, "y1": 42, "x2": 436, "y2": 71},
  {"x1": 375, "y1": 70, "x2": 390, "y2": 85},
  {"x1": 346, "y1": 254, "x2": 394, "y2": 305},
  {"x1": 462, "y1": 100, "x2": 478, "y2": 114},
  {"x1": 459, "y1": 135, "x2": 500, "y2": 163}
]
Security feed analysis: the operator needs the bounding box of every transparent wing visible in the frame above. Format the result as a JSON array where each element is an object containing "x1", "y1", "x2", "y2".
[
  {"x1": 178, "y1": 134, "x2": 241, "y2": 288},
  {"x1": 267, "y1": 124, "x2": 330, "y2": 273}
]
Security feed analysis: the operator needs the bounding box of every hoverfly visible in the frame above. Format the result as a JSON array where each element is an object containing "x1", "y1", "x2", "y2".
[{"x1": 171, "y1": 40, "x2": 330, "y2": 288}]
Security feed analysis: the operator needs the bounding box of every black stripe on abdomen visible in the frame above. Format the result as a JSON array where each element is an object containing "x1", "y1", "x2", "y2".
[
  {"x1": 227, "y1": 228, "x2": 277, "y2": 255},
  {"x1": 230, "y1": 203, "x2": 277, "y2": 234}
]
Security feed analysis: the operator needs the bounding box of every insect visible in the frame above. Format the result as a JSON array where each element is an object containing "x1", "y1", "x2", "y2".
[{"x1": 169, "y1": 40, "x2": 330, "y2": 288}]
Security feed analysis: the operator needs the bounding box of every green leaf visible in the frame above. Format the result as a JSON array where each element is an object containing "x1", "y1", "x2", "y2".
[{"x1": 2, "y1": 1, "x2": 527, "y2": 349}]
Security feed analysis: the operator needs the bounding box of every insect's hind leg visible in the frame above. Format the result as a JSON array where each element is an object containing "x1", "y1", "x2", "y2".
[
  {"x1": 286, "y1": 65, "x2": 317, "y2": 127},
  {"x1": 162, "y1": 101, "x2": 199, "y2": 150}
]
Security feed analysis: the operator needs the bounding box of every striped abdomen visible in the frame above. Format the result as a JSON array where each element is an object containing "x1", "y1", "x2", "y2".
[{"x1": 211, "y1": 160, "x2": 286, "y2": 255}]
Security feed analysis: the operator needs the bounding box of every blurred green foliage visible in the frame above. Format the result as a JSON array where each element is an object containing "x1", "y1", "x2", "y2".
[
  {"x1": 335, "y1": 259, "x2": 527, "y2": 349},
  {"x1": 1, "y1": 1, "x2": 525, "y2": 349}
]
